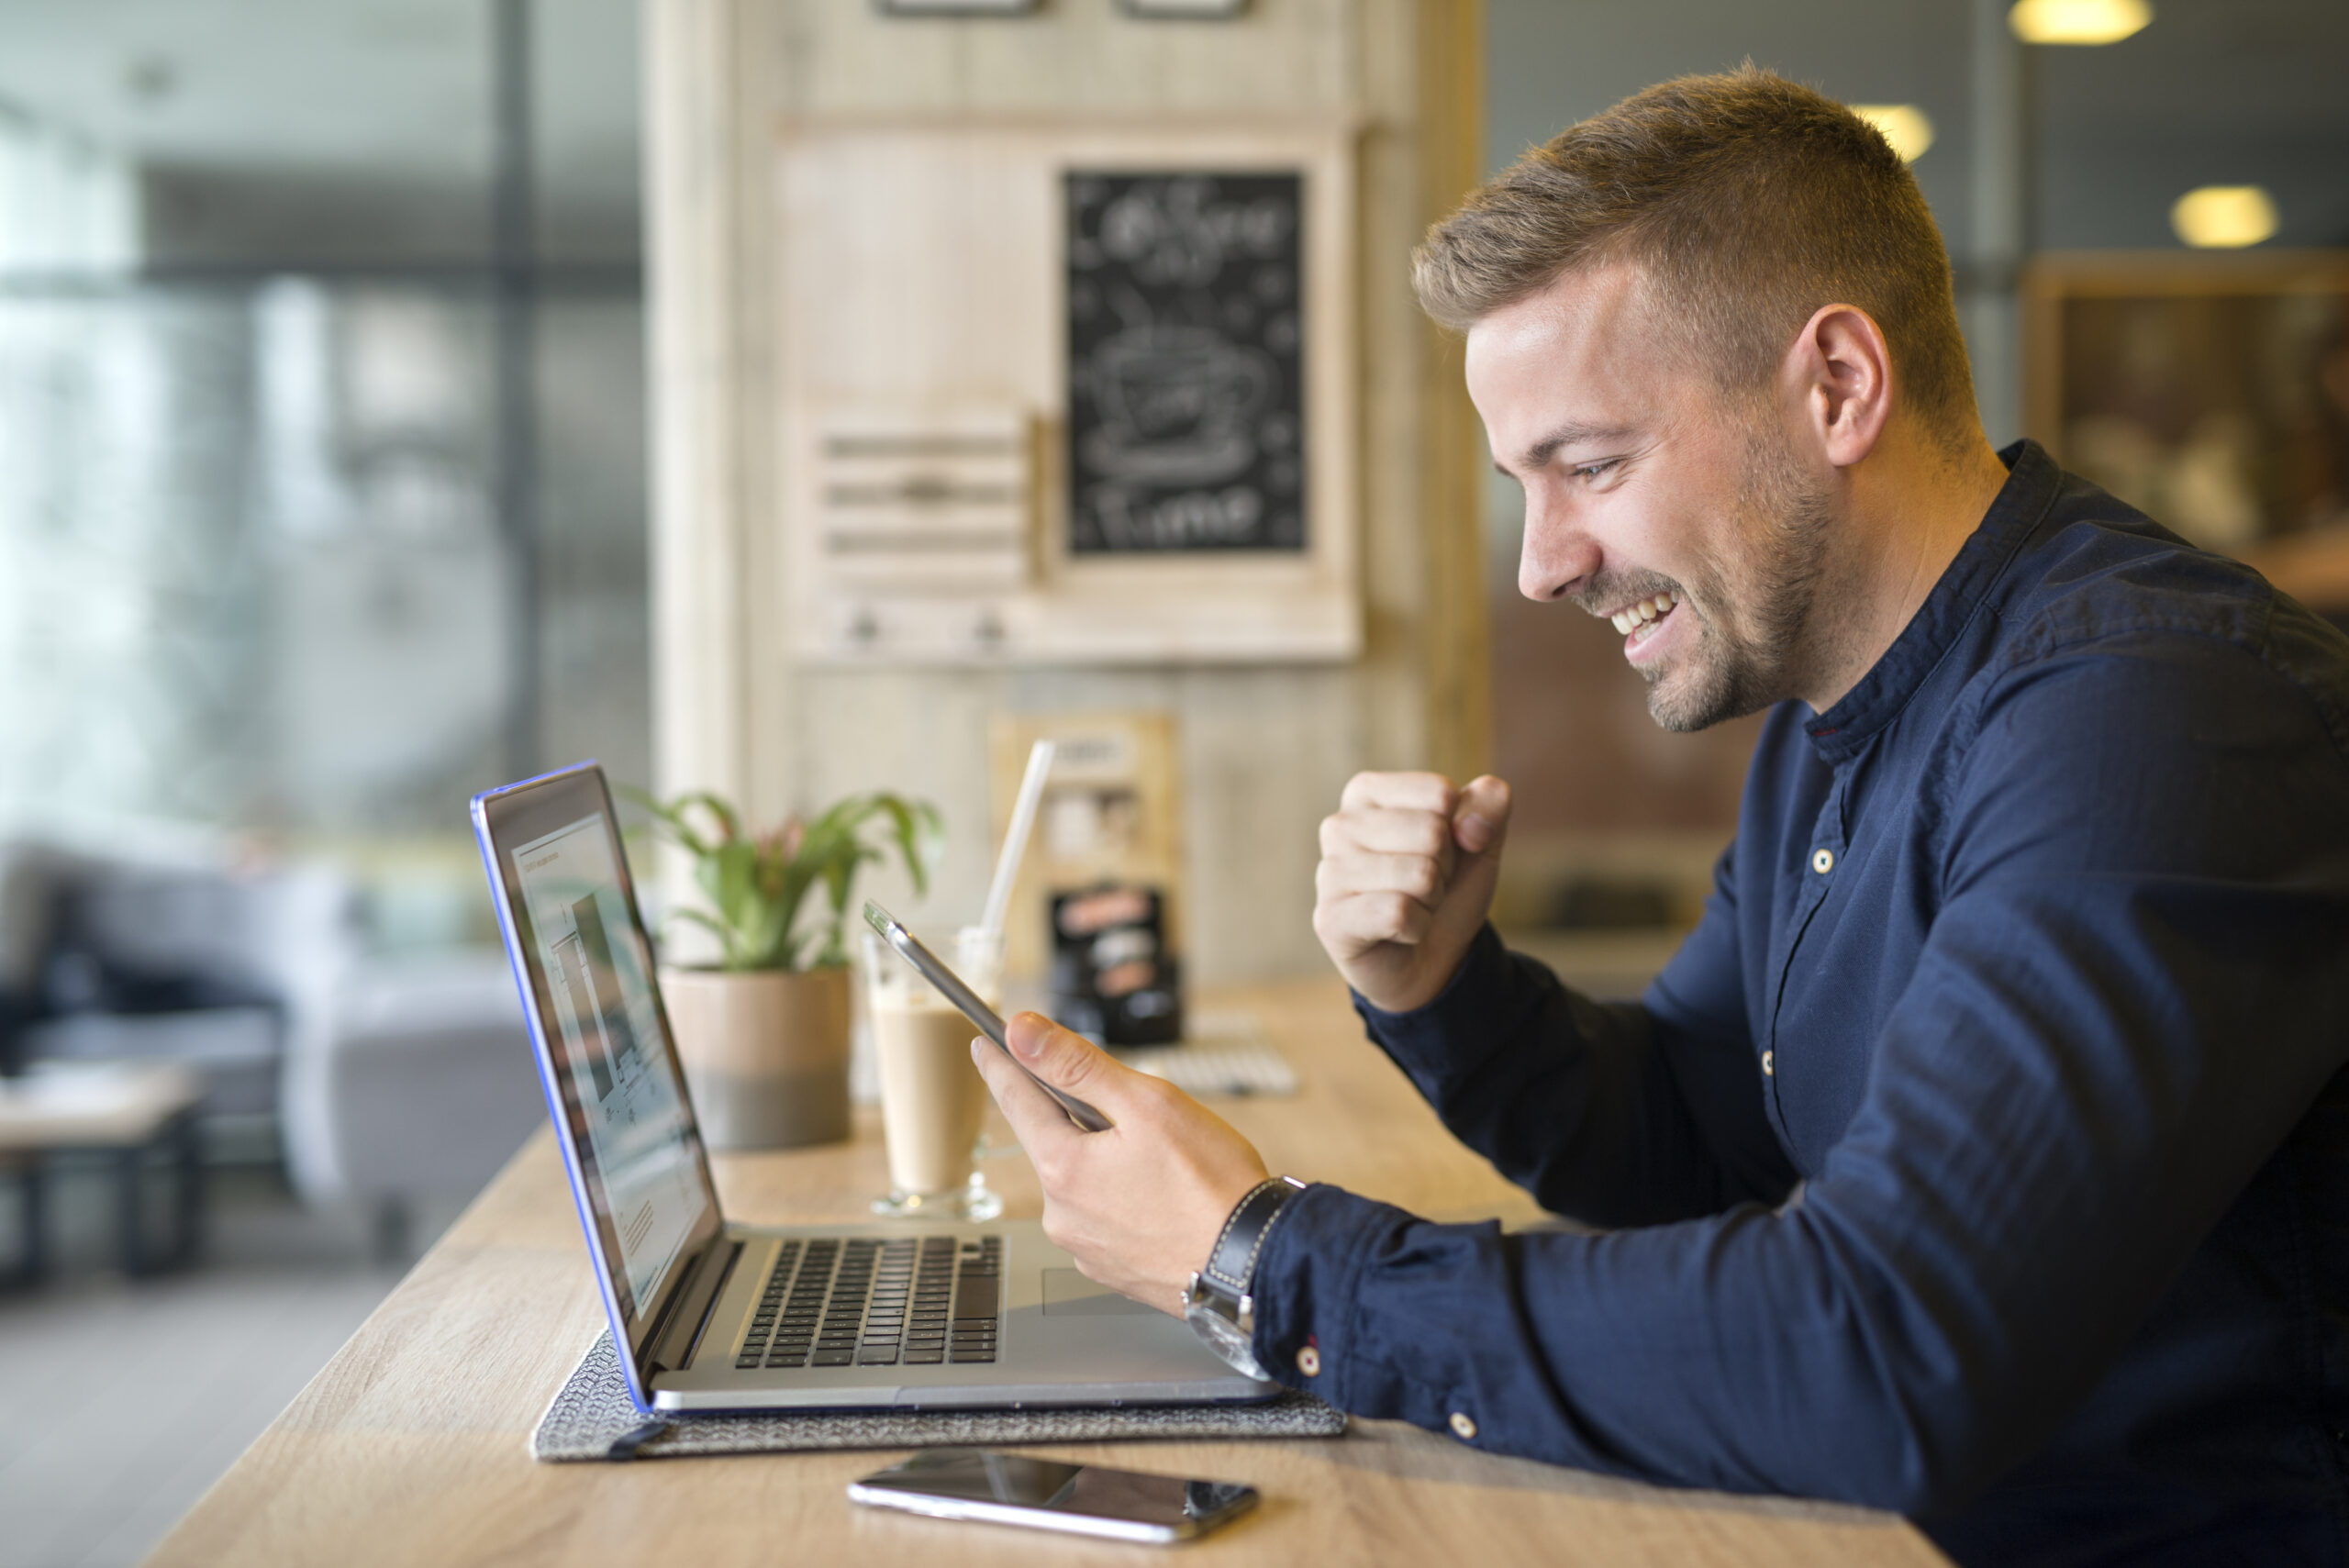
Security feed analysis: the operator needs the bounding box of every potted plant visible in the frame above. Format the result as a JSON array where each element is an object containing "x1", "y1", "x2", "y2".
[{"x1": 628, "y1": 786, "x2": 942, "y2": 1151}]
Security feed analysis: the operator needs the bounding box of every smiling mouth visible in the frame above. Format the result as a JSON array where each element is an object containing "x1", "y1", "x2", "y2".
[{"x1": 1609, "y1": 590, "x2": 1682, "y2": 648}]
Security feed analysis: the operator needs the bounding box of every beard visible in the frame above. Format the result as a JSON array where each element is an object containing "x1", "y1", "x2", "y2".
[{"x1": 1574, "y1": 421, "x2": 1835, "y2": 733}]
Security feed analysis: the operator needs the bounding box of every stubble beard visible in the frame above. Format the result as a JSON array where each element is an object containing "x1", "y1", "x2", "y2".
[{"x1": 1641, "y1": 426, "x2": 1834, "y2": 734}]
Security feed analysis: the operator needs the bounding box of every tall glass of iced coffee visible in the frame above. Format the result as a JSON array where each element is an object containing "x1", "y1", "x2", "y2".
[{"x1": 859, "y1": 923, "x2": 1006, "y2": 1220}]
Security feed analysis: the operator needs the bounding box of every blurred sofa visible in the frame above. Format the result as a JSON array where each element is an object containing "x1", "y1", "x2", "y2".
[
  {"x1": 285, "y1": 949, "x2": 547, "y2": 1254},
  {"x1": 0, "y1": 839, "x2": 545, "y2": 1251}
]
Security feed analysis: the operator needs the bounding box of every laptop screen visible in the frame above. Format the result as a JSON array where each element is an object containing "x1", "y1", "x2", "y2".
[{"x1": 475, "y1": 766, "x2": 719, "y2": 1344}]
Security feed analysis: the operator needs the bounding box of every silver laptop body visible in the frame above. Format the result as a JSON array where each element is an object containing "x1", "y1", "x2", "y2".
[{"x1": 473, "y1": 762, "x2": 1274, "y2": 1414}]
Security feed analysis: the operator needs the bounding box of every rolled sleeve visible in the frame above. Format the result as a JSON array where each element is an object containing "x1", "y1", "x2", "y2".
[
  {"x1": 1346, "y1": 922, "x2": 1524, "y2": 1096},
  {"x1": 1248, "y1": 1184, "x2": 1434, "y2": 1422}
]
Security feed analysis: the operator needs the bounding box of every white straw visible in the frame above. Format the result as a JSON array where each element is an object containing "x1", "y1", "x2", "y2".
[{"x1": 980, "y1": 740, "x2": 1055, "y2": 937}]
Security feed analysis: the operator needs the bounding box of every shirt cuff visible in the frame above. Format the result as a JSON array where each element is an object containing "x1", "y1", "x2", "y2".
[
  {"x1": 1246, "y1": 1182, "x2": 1411, "y2": 1413},
  {"x1": 1347, "y1": 922, "x2": 1523, "y2": 1090}
]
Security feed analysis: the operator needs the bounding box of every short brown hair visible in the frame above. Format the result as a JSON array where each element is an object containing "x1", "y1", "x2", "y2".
[{"x1": 1415, "y1": 66, "x2": 1977, "y2": 446}]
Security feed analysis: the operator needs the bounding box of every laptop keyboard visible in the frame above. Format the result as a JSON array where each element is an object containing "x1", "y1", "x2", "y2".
[{"x1": 734, "y1": 1234, "x2": 1001, "y2": 1372}]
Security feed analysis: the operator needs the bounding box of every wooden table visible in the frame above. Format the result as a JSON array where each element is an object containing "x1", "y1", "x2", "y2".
[{"x1": 146, "y1": 980, "x2": 1946, "y2": 1567}]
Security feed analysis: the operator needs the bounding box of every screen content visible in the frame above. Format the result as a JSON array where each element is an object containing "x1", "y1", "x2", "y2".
[{"x1": 511, "y1": 811, "x2": 707, "y2": 1321}]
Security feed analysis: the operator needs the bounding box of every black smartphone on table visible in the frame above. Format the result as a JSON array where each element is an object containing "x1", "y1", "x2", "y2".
[{"x1": 848, "y1": 1448, "x2": 1259, "y2": 1543}]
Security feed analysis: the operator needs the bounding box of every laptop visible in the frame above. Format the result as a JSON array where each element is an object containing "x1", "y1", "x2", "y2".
[{"x1": 473, "y1": 761, "x2": 1276, "y2": 1413}]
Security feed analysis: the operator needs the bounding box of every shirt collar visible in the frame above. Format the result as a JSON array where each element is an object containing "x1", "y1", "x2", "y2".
[{"x1": 1801, "y1": 439, "x2": 2062, "y2": 762}]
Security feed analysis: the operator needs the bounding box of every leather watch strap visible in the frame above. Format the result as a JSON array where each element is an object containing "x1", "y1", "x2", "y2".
[{"x1": 1200, "y1": 1176, "x2": 1308, "y2": 1300}]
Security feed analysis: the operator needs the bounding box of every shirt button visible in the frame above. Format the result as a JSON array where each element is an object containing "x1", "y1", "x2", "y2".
[
  {"x1": 1448, "y1": 1411, "x2": 1477, "y2": 1441},
  {"x1": 1811, "y1": 848, "x2": 1834, "y2": 874},
  {"x1": 1761, "y1": 1051, "x2": 1774, "y2": 1076},
  {"x1": 1297, "y1": 1346, "x2": 1321, "y2": 1377}
]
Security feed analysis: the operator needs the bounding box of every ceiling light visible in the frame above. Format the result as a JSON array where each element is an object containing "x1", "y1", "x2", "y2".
[
  {"x1": 1853, "y1": 105, "x2": 1934, "y2": 162},
  {"x1": 2171, "y1": 185, "x2": 2278, "y2": 249},
  {"x1": 2008, "y1": 0, "x2": 2151, "y2": 45}
]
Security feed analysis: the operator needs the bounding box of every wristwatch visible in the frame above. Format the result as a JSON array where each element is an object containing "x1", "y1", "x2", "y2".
[{"x1": 1183, "y1": 1175, "x2": 1308, "y2": 1379}]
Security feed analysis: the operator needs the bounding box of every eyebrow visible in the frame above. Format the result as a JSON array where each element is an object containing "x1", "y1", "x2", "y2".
[{"x1": 1493, "y1": 422, "x2": 1637, "y2": 479}]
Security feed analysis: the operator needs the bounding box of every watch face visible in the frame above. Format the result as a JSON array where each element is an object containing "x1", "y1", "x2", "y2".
[{"x1": 1185, "y1": 1298, "x2": 1268, "y2": 1379}]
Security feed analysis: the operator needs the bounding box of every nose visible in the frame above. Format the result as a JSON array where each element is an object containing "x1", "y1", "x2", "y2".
[{"x1": 1517, "y1": 486, "x2": 1600, "y2": 603}]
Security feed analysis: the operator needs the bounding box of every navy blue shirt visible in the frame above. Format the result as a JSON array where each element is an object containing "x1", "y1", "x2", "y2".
[{"x1": 1252, "y1": 444, "x2": 2349, "y2": 1564}]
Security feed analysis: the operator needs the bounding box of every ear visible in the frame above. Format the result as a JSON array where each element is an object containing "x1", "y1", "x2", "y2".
[{"x1": 1783, "y1": 304, "x2": 1894, "y2": 469}]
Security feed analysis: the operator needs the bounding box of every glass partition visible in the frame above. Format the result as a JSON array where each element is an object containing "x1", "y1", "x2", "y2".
[{"x1": 0, "y1": 0, "x2": 645, "y2": 955}]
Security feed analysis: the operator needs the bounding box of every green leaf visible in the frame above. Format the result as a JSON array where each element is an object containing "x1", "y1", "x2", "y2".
[
  {"x1": 873, "y1": 794, "x2": 944, "y2": 899},
  {"x1": 618, "y1": 785, "x2": 709, "y2": 860},
  {"x1": 689, "y1": 792, "x2": 742, "y2": 840},
  {"x1": 668, "y1": 907, "x2": 743, "y2": 970}
]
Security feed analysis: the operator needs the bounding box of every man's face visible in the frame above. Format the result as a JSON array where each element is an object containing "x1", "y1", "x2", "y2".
[{"x1": 1465, "y1": 262, "x2": 1832, "y2": 731}]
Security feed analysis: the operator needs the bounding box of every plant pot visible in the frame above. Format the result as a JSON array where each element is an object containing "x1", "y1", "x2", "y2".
[{"x1": 659, "y1": 965, "x2": 851, "y2": 1151}]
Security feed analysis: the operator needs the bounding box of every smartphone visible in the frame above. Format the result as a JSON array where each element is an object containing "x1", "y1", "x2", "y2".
[
  {"x1": 847, "y1": 1448, "x2": 1259, "y2": 1543},
  {"x1": 863, "y1": 902, "x2": 1114, "y2": 1132}
]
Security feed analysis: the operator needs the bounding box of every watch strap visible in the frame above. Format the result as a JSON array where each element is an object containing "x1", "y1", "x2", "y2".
[{"x1": 1200, "y1": 1176, "x2": 1308, "y2": 1301}]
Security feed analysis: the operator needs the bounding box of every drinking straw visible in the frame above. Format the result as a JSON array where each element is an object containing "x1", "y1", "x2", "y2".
[{"x1": 980, "y1": 740, "x2": 1055, "y2": 937}]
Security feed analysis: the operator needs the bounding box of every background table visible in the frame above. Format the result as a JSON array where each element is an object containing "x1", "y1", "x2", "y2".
[
  {"x1": 145, "y1": 979, "x2": 1947, "y2": 1567},
  {"x1": 0, "y1": 1061, "x2": 204, "y2": 1284}
]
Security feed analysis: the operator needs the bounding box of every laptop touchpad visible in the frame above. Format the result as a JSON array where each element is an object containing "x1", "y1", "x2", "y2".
[{"x1": 1041, "y1": 1268, "x2": 1156, "y2": 1317}]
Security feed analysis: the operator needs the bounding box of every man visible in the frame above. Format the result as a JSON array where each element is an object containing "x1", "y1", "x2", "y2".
[{"x1": 971, "y1": 68, "x2": 2349, "y2": 1563}]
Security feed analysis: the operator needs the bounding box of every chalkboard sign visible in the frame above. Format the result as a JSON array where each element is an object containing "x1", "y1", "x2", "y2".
[{"x1": 1065, "y1": 172, "x2": 1306, "y2": 554}]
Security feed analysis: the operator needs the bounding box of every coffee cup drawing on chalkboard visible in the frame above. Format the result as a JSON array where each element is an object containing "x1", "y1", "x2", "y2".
[
  {"x1": 1066, "y1": 170, "x2": 1307, "y2": 554},
  {"x1": 1083, "y1": 327, "x2": 1275, "y2": 487}
]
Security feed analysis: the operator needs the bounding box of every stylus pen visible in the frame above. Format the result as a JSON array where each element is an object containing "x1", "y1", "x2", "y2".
[{"x1": 863, "y1": 903, "x2": 1114, "y2": 1133}]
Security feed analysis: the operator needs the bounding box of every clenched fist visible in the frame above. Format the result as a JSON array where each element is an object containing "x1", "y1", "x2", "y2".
[{"x1": 1311, "y1": 772, "x2": 1512, "y2": 1014}]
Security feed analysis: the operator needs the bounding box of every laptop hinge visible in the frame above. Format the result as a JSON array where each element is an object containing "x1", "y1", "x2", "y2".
[{"x1": 645, "y1": 1238, "x2": 741, "y2": 1376}]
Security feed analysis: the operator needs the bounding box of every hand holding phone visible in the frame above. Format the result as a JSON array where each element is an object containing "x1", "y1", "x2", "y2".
[
  {"x1": 848, "y1": 1449, "x2": 1259, "y2": 1543},
  {"x1": 863, "y1": 902, "x2": 1113, "y2": 1132}
]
